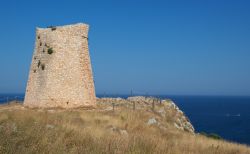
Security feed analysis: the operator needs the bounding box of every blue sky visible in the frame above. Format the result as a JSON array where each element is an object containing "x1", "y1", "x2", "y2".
[{"x1": 0, "y1": 0, "x2": 250, "y2": 95}]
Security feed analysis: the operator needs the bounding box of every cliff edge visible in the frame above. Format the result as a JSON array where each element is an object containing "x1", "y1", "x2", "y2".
[{"x1": 96, "y1": 96, "x2": 195, "y2": 133}]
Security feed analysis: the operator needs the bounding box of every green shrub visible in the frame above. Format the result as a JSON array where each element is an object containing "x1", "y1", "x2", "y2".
[
  {"x1": 47, "y1": 48, "x2": 54, "y2": 54},
  {"x1": 200, "y1": 132, "x2": 222, "y2": 140},
  {"x1": 51, "y1": 27, "x2": 56, "y2": 31},
  {"x1": 208, "y1": 133, "x2": 222, "y2": 140},
  {"x1": 47, "y1": 26, "x2": 57, "y2": 31}
]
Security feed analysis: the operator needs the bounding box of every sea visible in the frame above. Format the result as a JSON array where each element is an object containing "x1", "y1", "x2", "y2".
[{"x1": 0, "y1": 94, "x2": 250, "y2": 145}]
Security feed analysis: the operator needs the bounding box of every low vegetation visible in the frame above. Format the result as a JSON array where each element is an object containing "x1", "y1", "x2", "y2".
[
  {"x1": 0, "y1": 102, "x2": 249, "y2": 154},
  {"x1": 47, "y1": 26, "x2": 57, "y2": 31},
  {"x1": 200, "y1": 132, "x2": 223, "y2": 140},
  {"x1": 47, "y1": 48, "x2": 54, "y2": 55}
]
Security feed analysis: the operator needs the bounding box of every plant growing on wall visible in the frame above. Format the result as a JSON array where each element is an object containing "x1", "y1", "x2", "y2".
[
  {"x1": 47, "y1": 26, "x2": 57, "y2": 31},
  {"x1": 82, "y1": 36, "x2": 88, "y2": 40},
  {"x1": 47, "y1": 48, "x2": 54, "y2": 54},
  {"x1": 51, "y1": 27, "x2": 57, "y2": 31}
]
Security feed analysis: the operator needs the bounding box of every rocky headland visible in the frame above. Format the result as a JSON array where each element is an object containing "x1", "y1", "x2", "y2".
[{"x1": 96, "y1": 96, "x2": 195, "y2": 134}]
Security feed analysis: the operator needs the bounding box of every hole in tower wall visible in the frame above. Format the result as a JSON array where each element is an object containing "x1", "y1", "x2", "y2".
[
  {"x1": 37, "y1": 60, "x2": 41, "y2": 68},
  {"x1": 66, "y1": 102, "x2": 69, "y2": 105},
  {"x1": 41, "y1": 64, "x2": 45, "y2": 70}
]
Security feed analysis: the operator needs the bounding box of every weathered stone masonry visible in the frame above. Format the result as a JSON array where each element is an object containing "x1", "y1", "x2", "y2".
[{"x1": 24, "y1": 23, "x2": 96, "y2": 108}]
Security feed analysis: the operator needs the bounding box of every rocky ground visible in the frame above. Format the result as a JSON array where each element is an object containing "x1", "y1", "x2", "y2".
[{"x1": 96, "y1": 96, "x2": 195, "y2": 133}]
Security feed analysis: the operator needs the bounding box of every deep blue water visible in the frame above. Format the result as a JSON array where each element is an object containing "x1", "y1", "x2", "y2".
[
  {"x1": 167, "y1": 96, "x2": 250, "y2": 145},
  {"x1": 0, "y1": 94, "x2": 24, "y2": 103},
  {"x1": 1, "y1": 94, "x2": 250, "y2": 145}
]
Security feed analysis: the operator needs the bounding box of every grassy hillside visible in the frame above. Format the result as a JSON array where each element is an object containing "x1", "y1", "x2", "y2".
[{"x1": 0, "y1": 99, "x2": 250, "y2": 154}]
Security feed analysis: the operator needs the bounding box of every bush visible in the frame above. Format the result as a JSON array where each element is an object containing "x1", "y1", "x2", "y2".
[
  {"x1": 47, "y1": 26, "x2": 57, "y2": 31},
  {"x1": 51, "y1": 27, "x2": 56, "y2": 31},
  {"x1": 47, "y1": 48, "x2": 54, "y2": 55},
  {"x1": 208, "y1": 133, "x2": 222, "y2": 140},
  {"x1": 200, "y1": 132, "x2": 222, "y2": 140}
]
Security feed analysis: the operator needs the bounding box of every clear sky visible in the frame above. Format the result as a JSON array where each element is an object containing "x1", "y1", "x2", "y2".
[{"x1": 0, "y1": 0, "x2": 250, "y2": 96}]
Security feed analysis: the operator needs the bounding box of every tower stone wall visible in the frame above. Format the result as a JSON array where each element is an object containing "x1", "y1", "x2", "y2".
[{"x1": 24, "y1": 23, "x2": 96, "y2": 108}]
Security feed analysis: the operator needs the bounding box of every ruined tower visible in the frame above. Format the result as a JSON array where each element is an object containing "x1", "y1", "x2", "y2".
[{"x1": 24, "y1": 23, "x2": 96, "y2": 108}]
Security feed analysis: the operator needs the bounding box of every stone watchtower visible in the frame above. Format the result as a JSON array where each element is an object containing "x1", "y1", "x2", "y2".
[{"x1": 24, "y1": 23, "x2": 96, "y2": 108}]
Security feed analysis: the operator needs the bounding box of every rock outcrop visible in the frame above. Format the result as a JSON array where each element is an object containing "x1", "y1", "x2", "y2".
[{"x1": 96, "y1": 96, "x2": 195, "y2": 133}]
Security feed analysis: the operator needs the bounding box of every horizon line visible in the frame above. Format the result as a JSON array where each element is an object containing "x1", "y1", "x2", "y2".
[{"x1": 0, "y1": 93, "x2": 250, "y2": 97}]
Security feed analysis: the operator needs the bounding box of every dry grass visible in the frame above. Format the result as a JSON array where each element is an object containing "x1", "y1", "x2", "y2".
[{"x1": 0, "y1": 103, "x2": 250, "y2": 154}]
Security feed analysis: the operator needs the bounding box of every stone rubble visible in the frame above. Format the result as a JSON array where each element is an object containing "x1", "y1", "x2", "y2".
[
  {"x1": 46, "y1": 124, "x2": 55, "y2": 129},
  {"x1": 147, "y1": 118, "x2": 158, "y2": 125}
]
